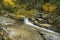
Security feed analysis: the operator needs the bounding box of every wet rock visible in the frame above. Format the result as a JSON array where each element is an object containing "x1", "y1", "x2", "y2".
[{"x1": 41, "y1": 32, "x2": 60, "y2": 40}]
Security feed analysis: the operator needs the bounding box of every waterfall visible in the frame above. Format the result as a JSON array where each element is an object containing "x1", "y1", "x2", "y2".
[
  {"x1": 24, "y1": 18, "x2": 60, "y2": 36},
  {"x1": 24, "y1": 18, "x2": 35, "y2": 26}
]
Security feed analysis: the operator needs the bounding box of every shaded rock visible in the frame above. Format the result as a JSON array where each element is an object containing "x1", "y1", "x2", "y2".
[
  {"x1": 0, "y1": 35, "x2": 2, "y2": 40},
  {"x1": 0, "y1": 27, "x2": 12, "y2": 40}
]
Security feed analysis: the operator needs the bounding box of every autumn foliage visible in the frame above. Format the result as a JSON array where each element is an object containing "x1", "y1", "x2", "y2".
[
  {"x1": 3, "y1": 0, "x2": 15, "y2": 7},
  {"x1": 15, "y1": 8, "x2": 38, "y2": 18},
  {"x1": 43, "y1": 3, "x2": 57, "y2": 12}
]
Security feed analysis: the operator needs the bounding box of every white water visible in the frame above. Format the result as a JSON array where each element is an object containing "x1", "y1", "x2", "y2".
[
  {"x1": 24, "y1": 18, "x2": 35, "y2": 26},
  {"x1": 24, "y1": 18, "x2": 60, "y2": 36}
]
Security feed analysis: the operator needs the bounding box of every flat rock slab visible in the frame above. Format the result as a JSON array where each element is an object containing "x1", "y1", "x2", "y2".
[
  {"x1": 0, "y1": 16, "x2": 16, "y2": 26},
  {"x1": 2, "y1": 24, "x2": 43, "y2": 40}
]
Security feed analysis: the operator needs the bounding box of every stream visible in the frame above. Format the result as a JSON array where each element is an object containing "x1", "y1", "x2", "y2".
[
  {"x1": 0, "y1": 17, "x2": 60, "y2": 40},
  {"x1": 24, "y1": 18, "x2": 60, "y2": 40}
]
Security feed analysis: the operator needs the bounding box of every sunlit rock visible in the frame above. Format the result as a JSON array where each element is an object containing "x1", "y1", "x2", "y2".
[
  {"x1": 0, "y1": 16, "x2": 16, "y2": 26},
  {"x1": 2, "y1": 24, "x2": 43, "y2": 40}
]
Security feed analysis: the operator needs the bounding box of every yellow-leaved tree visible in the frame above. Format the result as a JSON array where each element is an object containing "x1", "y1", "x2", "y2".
[
  {"x1": 12, "y1": 8, "x2": 38, "y2": 20},
  {"x1": 3, "y1": 0, "x2": 15, "y2": 7},
  {"x1": 43, "y1": 3, "x2": 57, "y2": 12}
]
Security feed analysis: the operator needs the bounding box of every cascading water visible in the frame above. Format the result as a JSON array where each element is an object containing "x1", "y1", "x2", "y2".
[
  {"x1": 24, "y1": 18, "x2": 60, "y2": 37},
  {"x1": 24, "y1": 18, "x2": 35, "y2": 26}
]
